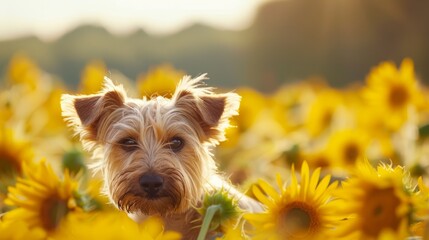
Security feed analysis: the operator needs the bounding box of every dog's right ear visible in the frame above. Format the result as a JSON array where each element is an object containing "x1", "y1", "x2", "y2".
[{"x1": 61, "y1": 78, "x2": 126, "y2": 145}]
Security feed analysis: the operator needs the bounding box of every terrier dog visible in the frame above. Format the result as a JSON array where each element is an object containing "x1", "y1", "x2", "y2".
[{"x1": 61, "y1": 75, "x2": 263, "y2": 238}]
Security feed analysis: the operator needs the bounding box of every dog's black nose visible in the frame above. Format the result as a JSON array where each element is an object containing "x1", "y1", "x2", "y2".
[{"x1": 139, "y1": 174, "x2": 164, "y2": 196}]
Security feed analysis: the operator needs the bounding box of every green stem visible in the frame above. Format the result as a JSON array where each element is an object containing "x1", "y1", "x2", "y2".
[{"x1": 197, "y1": 205, "x2": 221, "y2": 240}]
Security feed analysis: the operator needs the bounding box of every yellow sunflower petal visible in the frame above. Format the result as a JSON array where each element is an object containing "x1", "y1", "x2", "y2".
[
  {"x1": 257, "y1": 179, "x2": 280, "y2": 202},
  {"x1": 300, "y1": 161, "x2": 310, "y2": 199},
  {"x1": 309, "y1": 167, "x2": 321, "y2": 194},
  {"x1": 252, "y1": 184, "x2": 273, "y2": 207},
  {"x1": 314, "y1": 175, "x2": 331, "y2": 199}
]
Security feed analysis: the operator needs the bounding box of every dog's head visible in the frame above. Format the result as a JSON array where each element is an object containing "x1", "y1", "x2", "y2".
[{"x1": 61, "y1": 75, "x2": 240, "y2": 215}]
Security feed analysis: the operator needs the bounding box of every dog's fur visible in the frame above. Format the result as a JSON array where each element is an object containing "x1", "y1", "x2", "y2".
[{"x1": 61, "y1": 75, "x2": 263, "y2": 238}]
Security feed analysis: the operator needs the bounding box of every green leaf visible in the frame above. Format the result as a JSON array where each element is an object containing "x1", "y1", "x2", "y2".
[{"x1": 418, "y1": 124, "x2": 429, "y2": 140}]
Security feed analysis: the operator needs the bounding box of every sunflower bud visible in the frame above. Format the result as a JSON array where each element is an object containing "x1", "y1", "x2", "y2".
[
  {"x1": 196, "y1": 188, "x2": 242, "y2": 240},
  {"x1": 62, "y1": 148, "x2": 87, "y2": 175}
]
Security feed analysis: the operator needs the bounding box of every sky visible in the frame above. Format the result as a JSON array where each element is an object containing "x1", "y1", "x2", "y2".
[{"x1": 0, "y1": 0, "x2": 268, "y2": 41}]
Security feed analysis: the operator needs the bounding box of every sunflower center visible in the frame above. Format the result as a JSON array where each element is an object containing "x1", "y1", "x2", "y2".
[
  {"x1": 0, "y1": 154, "x2": 21, "y2": 176},
  {"x1": 389, "y1": 84, "x2": 409, "y2": 108},
  {"x1": 343, "y1": 143, "x2": 360, "y2": 164},
  {"x1": 40, "y1": 195, "x2": 69, "y2": 231},
  {"x1": 281, "y1": 201, "x2": 320, "y2": 237},
  {"x1": 322, "y1": 111, "x2": 333, "y2": 127},
  {"x1": 313, "y1": 156, "x2": 330, "y2": 169},
  {"x1": 361, "y1": 187, "x2": 401, "y2": 237}
]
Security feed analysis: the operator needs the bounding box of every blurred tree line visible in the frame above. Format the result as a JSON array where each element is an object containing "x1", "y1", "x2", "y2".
[{"x1": 0, "y1": 0, "x2": 428, "y2": 92}]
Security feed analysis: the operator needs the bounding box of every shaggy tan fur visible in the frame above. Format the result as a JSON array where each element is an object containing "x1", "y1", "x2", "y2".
[{"x1": 61, "y1": 75, "x2": 263, "y2": 238}]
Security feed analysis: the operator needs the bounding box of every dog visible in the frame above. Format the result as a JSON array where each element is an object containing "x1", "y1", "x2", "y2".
[{"x1": 61, "y1": 75, "x2": 263, "y2": 238}]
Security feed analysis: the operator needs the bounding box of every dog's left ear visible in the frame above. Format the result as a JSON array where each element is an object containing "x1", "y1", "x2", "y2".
[{"x1": 173, "y1": 75, "x2": 241, "y2": 144}]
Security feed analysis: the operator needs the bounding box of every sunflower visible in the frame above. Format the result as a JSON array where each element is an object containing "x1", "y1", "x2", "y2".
[
  {"x1": 271, "y1": 78, "x2": 328, "y2": 131},
  {"x1": 245, "y1": 161, "x2": 340, "y2": 240},
  {"x1": 334, "y1": 160, "x2": 415, "y2": 239},
  {"x1": 0, "y1": 128, "x2": 34, "y2": 201},
  {"x1": 53, "y1": 211, "x2": 181, "y2": 240},
  {"x1": 234, "y1": 88, "x2": 267, "y2": 133},
  {"x1": 325, "y1": 129, "x2": 369, "y2": 170},
  {"x1": 136, "y1": 64, "x2": 185, "y2": 98},
  {"x1": 79, "y1": 60, "x2": 107, "y2": 94},
  {"x1": 305, "y1": 89, "x2": 342, "y2": 137},
  {"x1": 7, "y1": 54, "x2": 40, "y2": 90},
  {"x1": 0, "y1": 128, "x2": 33, "y2": 177},
  {"x1": 363, "y1": 58, "x2": 423, "y2": 130},
  {"x1": 3, "y1": 159, "x2": 80, "y2": 233}
]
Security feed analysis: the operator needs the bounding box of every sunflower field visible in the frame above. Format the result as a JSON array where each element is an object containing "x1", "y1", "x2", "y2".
[{"x1": 0, "y1": 54, "x2": 429, "y2": 240}]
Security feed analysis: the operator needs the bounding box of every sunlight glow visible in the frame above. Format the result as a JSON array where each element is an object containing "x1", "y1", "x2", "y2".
[{"x1": 0, "y1": 0, "x2": 268, "y2": 40}]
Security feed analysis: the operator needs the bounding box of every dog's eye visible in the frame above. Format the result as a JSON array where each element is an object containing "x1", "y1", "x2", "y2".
[
  {"x1": 169, "y1": 137, "x2": 184, "y2": 152},
  {"x1": 118, "y1": 137, "x2": 139, "y2": 151}
]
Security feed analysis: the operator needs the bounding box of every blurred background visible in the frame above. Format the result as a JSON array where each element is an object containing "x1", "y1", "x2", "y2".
[{"x1": 1, "y1": 0, "x2": 429, "y2": 92}]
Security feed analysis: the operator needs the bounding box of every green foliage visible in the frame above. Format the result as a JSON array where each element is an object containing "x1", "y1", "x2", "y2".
[{"x1": 62, "y1": 148, "x2": 87, "y2": 175}]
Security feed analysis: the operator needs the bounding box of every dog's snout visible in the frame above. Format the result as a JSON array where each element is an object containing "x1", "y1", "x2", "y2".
[{"x1": 139, "y1": 174, "x2": 164, "y2": 196}]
